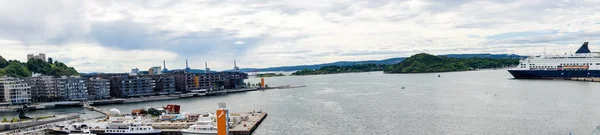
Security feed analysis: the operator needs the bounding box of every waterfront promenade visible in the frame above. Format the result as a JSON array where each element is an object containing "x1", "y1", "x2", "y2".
[
  {"x1": 0, "y1": 114, "x2": 79, "y2": 132},
  {"x1": 0, "y1": 85, "x2": 302, "y2": 113}
]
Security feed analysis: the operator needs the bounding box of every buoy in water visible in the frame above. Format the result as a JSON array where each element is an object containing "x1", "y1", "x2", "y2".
[
  {"x1": 438, "y1": 75, "x2": 441, "y2": 77},
  {"x1": 401, "y1": 86, "x2": 405, "y2": 89}
]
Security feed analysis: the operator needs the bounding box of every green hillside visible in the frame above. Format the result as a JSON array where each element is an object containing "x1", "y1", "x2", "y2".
[
  {"x1": 383, "y1": 53, "x2": 518, "y2": 73},
  {"x1": 292, "y1": 64, "x2": 387, "y2": 75},
  {"x1": 0, "y1": 56, "x2": 79, "y2": 77}
]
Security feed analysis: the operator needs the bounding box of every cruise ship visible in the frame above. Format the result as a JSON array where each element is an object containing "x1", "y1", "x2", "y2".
[{"x1": 508, "y1": 42, "x2": 600, "y2": 79}]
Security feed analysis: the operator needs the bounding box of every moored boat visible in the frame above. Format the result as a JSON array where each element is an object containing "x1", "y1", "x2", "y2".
[
  {"x1": 508, "y1": 42, "x2": 600, "y2": 79},
  {"x1": 104, "y1": 122, "x2": 161, "y2": 135},
  {"x1": 180, "y1": 116, "x2": 218, "y2": 135}
]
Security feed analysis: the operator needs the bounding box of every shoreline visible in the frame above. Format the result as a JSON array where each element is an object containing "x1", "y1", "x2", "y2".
[
  {"x1": 289, "y1": 68, "x2": 514, "y2": 76},
  {"x1": 0, "y1": 86, "x2": 305, "y2": 113}
]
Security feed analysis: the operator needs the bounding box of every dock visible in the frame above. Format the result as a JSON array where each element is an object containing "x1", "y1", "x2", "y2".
[
  {"x1": 84, "y1": 111, "x2": 268, "y2": 135},
  {"x1": 570, "y1": 77, "x2": 600, "y2": 82},
  {"x1": 0, "y1": 114, "x2": 80, "y2": 132},
  {"x1": 230, "y1": 112, "x2": 268, "y2": 135}
]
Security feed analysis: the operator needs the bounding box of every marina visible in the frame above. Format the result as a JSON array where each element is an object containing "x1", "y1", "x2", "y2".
[
  {"x1": 0, "y1": 102, "x2": 269, "y2": 135},
  {"x1": 28, "y1": 102, "x2": 268, "y2": 135}
]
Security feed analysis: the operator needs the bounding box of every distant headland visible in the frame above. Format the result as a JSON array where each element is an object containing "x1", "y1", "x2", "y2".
[{"x1": 291, "y1": 53, "x2": 520, "y2": 75}]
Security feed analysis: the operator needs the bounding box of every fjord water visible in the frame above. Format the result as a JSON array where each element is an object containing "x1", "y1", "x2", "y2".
[{"x1": 6, "y1": 70, "x2": 600, "y2": 134}]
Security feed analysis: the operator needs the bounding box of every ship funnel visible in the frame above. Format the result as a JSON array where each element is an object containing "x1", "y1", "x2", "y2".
[{"x1": 576, "y1": 42, "x2": 591, "y2": 53}]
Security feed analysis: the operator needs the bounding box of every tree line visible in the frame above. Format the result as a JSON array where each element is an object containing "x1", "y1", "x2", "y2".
[
  {"x1": 292, "y1": 53, "x2": 519, "y2": 75},
  {"x1": 0, "y1": 56, "x2": 79, "y2": 77},
  {"x1": 384, "y1": 53, "x2": 519, "y2": 73},
  {"x1": 291, "y1": 64, "x2": 388, "y2": 75}
]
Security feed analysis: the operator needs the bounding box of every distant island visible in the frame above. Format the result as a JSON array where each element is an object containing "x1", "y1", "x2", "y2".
[
  {"x1": 291, "y1": 53, "x2": 520, "y2": 75},
  {"x1": 383, "y1": 53, "x2": 519, "y2": 73},
  {"x1": 255, "y1": 73, "x2": 285, "y2": 77},
  {"x1": 239, "y1": 53, "x2": 521, "y2": 72},
  {"x1": 291, "y1": 64, "x2": 387, "y2": 75},
  {"x1": 0, "y1": 56, "x2": 79, "y2": 77}
]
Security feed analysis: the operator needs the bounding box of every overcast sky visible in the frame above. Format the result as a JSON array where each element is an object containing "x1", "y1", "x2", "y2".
[{"x1": 1, "y1": 0, "x2": 599, "y2": 73}]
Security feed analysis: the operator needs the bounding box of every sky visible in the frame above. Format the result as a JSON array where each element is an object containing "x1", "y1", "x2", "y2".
[{"x1": 1, "y1": 0, "x2": 600, "y2": 73}]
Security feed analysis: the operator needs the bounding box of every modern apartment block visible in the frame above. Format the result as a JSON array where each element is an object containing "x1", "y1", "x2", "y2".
[
  {"x1": 167, "y1": 72, "x2": 194, "y2": 92},
  {"x1": 109, "y1": 76, "x2": 155, "y2": 98},
  {"x1": 24, "y1": 76, "x2": 59, "y2": 103},
  {"x1": 86, "y1": 77, "x2": 111, "y2": 100},
  {"x1": 167, "y1": 71, "x2": 249, "y2": 92},
  {"x1": 197, "y1": 72, "x2": 248, "y2": 90},
  {"x1": 0, "y1": 77, "x2": 31, "y2": 105},
  {"x1": 58, "y1": 76, "x2": 89, "y2": 101},
  {"x1": 27, "y1": 53, "x2": 46, "y2": 62},
  {"x1": 149, "y1": 75, "x2": 176, "y2": 95}
]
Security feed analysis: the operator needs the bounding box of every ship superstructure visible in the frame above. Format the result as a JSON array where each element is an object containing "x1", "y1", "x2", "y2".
[{"x1": 508, "y1": 42, "x2": 600, "y2": 79}]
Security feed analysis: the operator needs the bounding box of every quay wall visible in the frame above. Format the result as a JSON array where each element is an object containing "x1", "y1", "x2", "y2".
[
  {"x1": 571, "y1": 77, "x2": 600, "y2": 82},
  {"x1": 0, "y1": 114, "x2": 79, "y2": 131}
]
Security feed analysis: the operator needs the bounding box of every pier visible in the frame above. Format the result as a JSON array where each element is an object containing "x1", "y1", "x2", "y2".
[
  {"x1": 570, "y1": 77, "x2": 600, "y2": 82},
  {"x1": 230, "y1": 112, "x2": 268, "y2": 135},
  {"x1": 0, "y1": 114, "x2": 80, "y2": 132},
  {"x1": 83, "y1": 111, "x2": 268, "y2": 135}
]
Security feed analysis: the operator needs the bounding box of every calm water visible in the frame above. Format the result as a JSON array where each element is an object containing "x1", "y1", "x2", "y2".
[{"x1": 3, "y1": 70, "x2": 600, "y2": 134}]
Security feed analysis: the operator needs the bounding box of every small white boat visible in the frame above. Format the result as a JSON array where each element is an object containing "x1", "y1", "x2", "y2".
[{"x1": 180, "y1": 117, "x2": 218, "y2": 135}]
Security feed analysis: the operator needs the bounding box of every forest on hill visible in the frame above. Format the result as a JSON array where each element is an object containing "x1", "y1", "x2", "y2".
[
  {"x1": 0, "y1": 56, "x2": 79, "y2": 77},
  {"x1": 291, "y1": 53, "x2": 520, "y2": 75},
  {"x1": 383, "y1": 53, "x2": 519, "y2": 73}
]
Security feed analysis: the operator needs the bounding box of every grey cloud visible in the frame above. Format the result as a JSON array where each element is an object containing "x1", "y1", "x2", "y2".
[
  {"x1": 4, "y1": 0, "x2": 600, "y2": 71},
  {"x1": 257, "y1": 50, "x2": 312, "y2": 55},
  {"x1": 485, "y1": 31, "x2": 600, "y2": 45},
  {"x1": 0, "y1": 1, "x2": 87, "y2": 45},
  {"x1": 90, "y1": 19, "x2": 168, "y2": 49}
]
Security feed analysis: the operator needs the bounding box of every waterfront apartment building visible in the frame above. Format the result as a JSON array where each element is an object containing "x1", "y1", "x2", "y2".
[
  {"x1": 168, "y1": 71, "x2": 248, "y2": 92},
  {"x1": 27, "y1": 53, "x2": 46, "y2": 62},
  {"x1": 58, "y1": 76, "x2": 89, "y2": 101},
  {"x1": 197, "y1": 72, "x2": 248, "y2": 90},
  {"x1": 167, "y1": 72, "x2": 194, "y2": 92},
  {"x1": 24, "y1": 76, "x2": 59, "y2": 103},
  {"x1": 149, "y1": 75, "x2": 176, "y2": 95},
  {"x1": 148, "y1": 66, "x2": 162, "y2": 75},
  {"x1": 0, "y1": 77, "x2": 31, "y2": 105},
  {"x1": 110, "y1": 76, "x2": 155, "y2": 98},
  {"x1": 86, "y1": 77, "x2": 111, "y2": 100}
]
